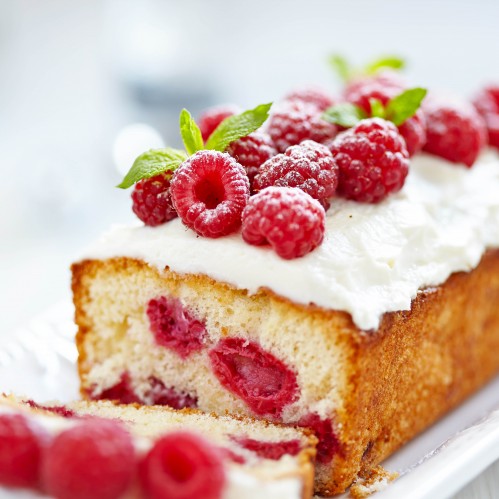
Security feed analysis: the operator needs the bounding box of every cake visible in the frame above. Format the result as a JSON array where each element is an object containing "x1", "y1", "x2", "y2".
[
  {"x1": 71, "y1": 72, "x2": 499, "y2": 495},
  {"x1": 0, "y1": 394, "x2": 317, "y2": 498}
]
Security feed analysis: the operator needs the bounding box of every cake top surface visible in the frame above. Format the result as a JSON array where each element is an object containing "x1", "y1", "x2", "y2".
[{"x1": 82, "y1": 150, "x2": 499, "y2": 330}]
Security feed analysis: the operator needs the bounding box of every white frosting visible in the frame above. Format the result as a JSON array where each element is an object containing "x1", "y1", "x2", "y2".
[{"x1": 81, "y1": 151, "x2": 499, "y2": 330}]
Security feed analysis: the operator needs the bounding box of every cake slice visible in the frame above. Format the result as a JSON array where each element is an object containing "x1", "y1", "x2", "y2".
[{"x1": 0, "y1": 394, "x2": 317, "y2": 499}]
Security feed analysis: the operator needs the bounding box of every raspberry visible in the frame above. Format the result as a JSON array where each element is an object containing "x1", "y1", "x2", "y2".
[
  {"x1": 170, "y1": 151, "x2": 250, "y2": 238},
  {"x1": 139, "y1": 432, "x2": 225, "y2": 499},
  {"x1": 346, "y1": 81, "x2": 426, "y2": 156},
  {"x1": 226, "y1": 132, "x2": 277, "y2": 190},
  {"x1": 473, "y1": 85, "x2": 499, "y2": 149},
  {"x1": 131, "y1": 173, "x2": 177, "y2": 227},
  {"x1": 147, "y1": 296, "x2": 207, "y2": 358},
  {"x1": 25, "y1": 400, "x2": 75, "y2": 418},
  {"x1": 209, "y1": 337, "x2": 299, "y2": 417},
  {"x1": 91, "y1": 372, "x2": 141, "y2": 404},
  {"x1": 42, "y1": 419, "x2": 135, "y2": 499},
  {"x1": 284, "y1": 86, "x2": 336, "y2": 111},
  {"x1": 0, "y1": 413, "x2": 46, "y2": 489},
  {"x1": 329, "y1": 118, "x2": 409, "y2": 203},
  {"x1": 344, "y1": 70, "x2": 406, "y2": 102},
  {"x1": 145, "y1": 377, "x2": 198, "y2": 409},
  {"x1": 253, "y1": 140, "x2": 339, "y2": 208},
  {"x1": 241, "y1": 187, "x2": 326, "y2": 260},
  {"x1": 267, "y1": 101, "x2": 338, "y2": 152},
  {"x1": 198, "y1": 104, "x2": 240, "y2": 142},
  {"x1": 423, "y1": 97, "x2": 487, "y2": 167},
  {"x1": 298, "y1": 413, "x2": 340, "y2": 464},
  {"x1": 232, "y1": 436, "x2": 301, "y2": 460}
]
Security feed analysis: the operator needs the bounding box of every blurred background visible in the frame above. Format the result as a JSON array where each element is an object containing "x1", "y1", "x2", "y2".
[{"x1": 1, "y1": 0, "x2": 499, "y2": 337}]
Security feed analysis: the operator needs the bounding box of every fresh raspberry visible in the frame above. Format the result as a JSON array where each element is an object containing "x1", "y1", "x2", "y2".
[
  {"x1": 131, "y1": 173, "x2": 177, "y2": 226},
  {"x1": 209, "y1": 337, "x2": 299, "y2": 417},
  {"x1": 226, "y1": 132, "x2": 277, "y2": 190},
  {"x1": 284, "y1": 86, "x2": 336, "y2": 111},
  {"x1": 253, "y1": 140, "x2": 339, "y2": 208},
  {"x1": 91, "y1": 372, "x2": 141, "y2": 404},
  {"x1": 198, "y1": 104, "x2": 240, "y2": 142},
  {"x1": 241, "y1": 187, "x2": 326, "y2": 259},
  {"x1": 0, "y1": 413, "x2": 46, "y2": 489},
  {"x1": 423, "y1": 97, "x2": 487, "y2": 167},
  {"x1": 473, "y1": 85, "x2": 499, "y2": 149},
  {"x1": 267, "y1": 101, "x2": 338, "y2": 152},
  {"x1": 298, "y1": 413, "x2": 340, "y2": 464},
  {"x1": 231, "y1": 436, "x2": 301, "y2": 460},
  {"x1": 147, "y1": 296, "x2": 207, "y2": 358},
  {"x1": 170, "y1": 151, "x2": 250, "y2": 238},
  {"x1": 329, "y1": 118, "x2": 409, "y2": 203},
  {"x1": 42, "y1": 419, "x2": 135, "y2": 499},
  {"x1": 139, "y1": 431, "x2": 225, "y2": 499},
  {"x1": 344, "y1": 70, "x2": 406, "y2": 102},
  {"x1": 145, "y1": 377, "x2": 198, "y2": 409},
  {"x1": 346, "y1": 82, "x2": 426, "y2": 156}
]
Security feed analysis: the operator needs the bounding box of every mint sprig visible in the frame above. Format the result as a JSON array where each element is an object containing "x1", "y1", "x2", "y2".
[
  {"x1": 322, "y1": 87, "x2": 427, "y2": 128},
  {"x1": 180, "y1": 109, "x2": 204, "y2": 155},
  {"x1": 328, "y1": 55, "x2": 351, "y2": 83},
  {"x1": 329, "y1": 54, "x2": 406, "y2": 82},
  {"x1": 322, "y1": 102, "x2": 367, "y2": 128},
  {"x1": 117, "y1": 148, "x2": 188, "y2": 189},
  {"x1": 364, "y1": 56, "x2": 405, "y2": 76},
  {"x1": 205, "y1": 102, "x2": 272, "y2": 152}
]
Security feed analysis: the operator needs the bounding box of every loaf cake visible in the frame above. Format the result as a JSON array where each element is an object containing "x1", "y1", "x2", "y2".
[
  {"x1": 0, "y1": 394, "x2": 316, "y2": 498},
  {"x1": 72, "y1": 74, "x2": 499, "y2": 495}
]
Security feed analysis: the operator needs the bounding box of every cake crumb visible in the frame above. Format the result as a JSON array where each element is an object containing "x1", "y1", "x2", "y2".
[{"x1": 349, "y1": 465, "x2": 398, "y2": 498}]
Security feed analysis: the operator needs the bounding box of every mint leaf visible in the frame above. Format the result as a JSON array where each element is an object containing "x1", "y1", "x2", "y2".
[
  {"x1": 179, "y1": 109, "x2": 204, "y2": 155},
  {"x1": 205, "y1": 102, "x2": 272, "y2": 152},
  {"x1": 117, "y1": 148, "x2": 187, "y2": 189},
  {"x1": 369, "y1": 98, "x2": 386, "y2": 119},
  {"x1": 329, "y1": 54, "x2": 351, "y2": 83},
  {"x1": 322, "y1": 103, "x2": 367, "y2": 127},
  {"x1": 365, "y1": 55, "x2": 405, "y2": 75},
  {"x1": 385, "y1": 87, "x2": 427, "y2": 126}
]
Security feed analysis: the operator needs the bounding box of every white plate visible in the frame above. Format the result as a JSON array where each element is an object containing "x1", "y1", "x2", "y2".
[{"x1": 0, "y1": 302, "x2": 498, "y2": 499}]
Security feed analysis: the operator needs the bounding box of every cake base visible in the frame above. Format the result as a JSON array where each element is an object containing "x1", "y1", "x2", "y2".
[{"x1": 72, "y1": 250, "x2": 499, "y2": 495}]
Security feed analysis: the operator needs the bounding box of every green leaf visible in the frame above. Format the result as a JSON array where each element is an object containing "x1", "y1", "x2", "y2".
[
  {"x1": 385, "y1": 87, "x2": 427, "y2": 126},
  {"x1": 328, "y1": 54, "x2": 352, "y2": 83},
  {"x1": 365, "y1": 55, "x2": 406, "y2": 75},
  {"x1": 205, "y1": 102, "x2": 272, "y2": 152},
  {"x1": 369, "y1": 98, "x2": 386, "y2": 119},
  {"x1": 179, "y1": 109, "x2": 204, "y2": 155},
  {"x1": 117, "y1": 148, "x2": 188, "y2": 189},
  {"x1": 322, "y1": 103, "x2": 367, "y2": 128}
]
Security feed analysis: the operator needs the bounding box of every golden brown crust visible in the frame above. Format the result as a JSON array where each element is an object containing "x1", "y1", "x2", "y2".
[{"x1": 72, "y1": 250, "x2": 499, "y2": 496}]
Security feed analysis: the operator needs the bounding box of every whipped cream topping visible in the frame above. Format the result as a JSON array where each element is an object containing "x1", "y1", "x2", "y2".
[{"x1": 82, "y1": 150, "x2": 499, "y2": 330}]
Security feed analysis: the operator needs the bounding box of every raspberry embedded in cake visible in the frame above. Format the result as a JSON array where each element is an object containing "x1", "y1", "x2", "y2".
[
  {"x1": 90, "y1": 372, "x2": 141, "y2": 404},
  {"x1": 232, "y1": 436, "x2": 302, "y2": 460},
  {"x1": 209, "y1": 338, "x2": 299, "y2": 417},
  {"x1": 147, "y1": 296, "x2": 207, "y2": 358},
  {"x1": 145, "y1": 376, "x2": 198, "y2": 409},
  {"x1": 298, "y1": 413, "x2": 340, "y2": 464}
]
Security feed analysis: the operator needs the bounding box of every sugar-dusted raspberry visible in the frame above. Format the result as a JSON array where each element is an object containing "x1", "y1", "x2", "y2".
[
  {"x1": 346, "y1": 82, "x2": 426, "y2": 156},
  {"x1": 139, "y1": 431, "x2": 226, "y2": 499},
  {"x1": 170, "y1": 151, "x2": 250, "y2": 238},
  {"x1": 231, "y1": 436, "x2": 301, "y2": 460},
  {"x1": 131, "y1": 173, "x2": 177, "y2": 226},
  {"x1": 344, "y1": 70, "x2": 406, "y2": 103},
  {"x1": 147, "y1": 296, "x2": 207, "y2": 358},
  {"x1": 329, "y1": 118, "x2": 409, "y2": 203},
  {"x1": 209, "y1": 337, "x2": 299, "y2": 417},
  {"x1": 42, "y1": 419, "x2": 135, "y2": 499},
  {"x1": 473, "y1": 85, "x2": 499, "y2": 149},
  {"x1": 298, "y1": 413, "x2": 340, "y2": 464},
  {"x1": 226, "y1": 132, "x2": 277, "y2": 190},
  {"x1": 423, "y1": 97, "x2": 487, "y2": 167},
  {"x1": 267, "y1": 101, "x2": 338, "y2": 152},
  {"x1": 198, "y1": 104, "x2": 240, "y2": 142},
  {"x1": 242, "y1": 187, "x2": 326, "y2": 260},
  {"x1": 145, "y1": 377, "x2": 198, "y2": 409},
  {"x1": 91, "y1": 372, "x2": 141, "y2": 404},
  {"x1": 284, "y1": 86, "x2": 336, "y2": 111},
  {"x1": 0, "y1": 413, "x2": 46, "y2": 489},
  {"x1": 253, "y1": 140, "x2": 339, "y2": 208}
]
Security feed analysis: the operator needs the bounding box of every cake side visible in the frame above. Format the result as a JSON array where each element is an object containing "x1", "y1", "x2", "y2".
[{"x1": 72, "y1": 250, "x2": 499, "y2": 495}]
